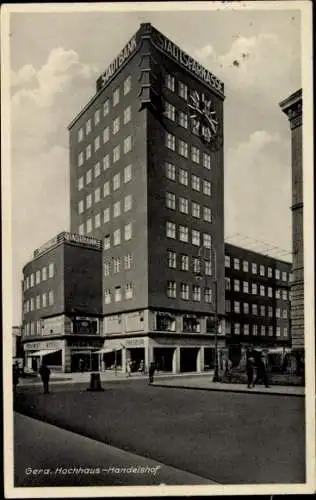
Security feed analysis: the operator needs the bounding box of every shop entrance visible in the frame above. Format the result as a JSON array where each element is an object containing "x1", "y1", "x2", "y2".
[
  {"x1": 204, "y1": 347, "x2": 215, "y2": 370},
  {"x1": 180, "y1": 347, "x2": 199, "y2": 373},
  {"x1": 127, "y1": 348, "x2": 145, "y2": 372},
  {"x1": 102, "y1": 350, "x2": 122, "y2": 371},
  {"x1": 71, "y1": 351, "x2": 98, "y2": 372},
  {"x1": 153, "y1": 347, "x2": 174, "y2": 372}
]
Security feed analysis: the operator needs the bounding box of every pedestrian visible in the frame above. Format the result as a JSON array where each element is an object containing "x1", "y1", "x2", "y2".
[
  {"x1": 138, "y1": 360, "x2": 145, "y2": 375},
  {"x1": 126, "y1": 360, "x2": 132, "y2": 377},
  {"x1": 226, "y1": 358, "x2": 233, "y2": 382},
  {"x1": 148, "y1": 361, "x2": 156, "y2": 384},
  {"x1": 39, "y1": 362, "x2": 51, "y2": 394},
  {"x1": 79, "y1": 358, "x2": 84, "y2": 373},
  {"x1": 13, "y1": 363, "x2": 19, "y2": 394},
  {"x1": 246, "y1": 355, "x2": 255, "y2": 388},
  {"x1": 253, "y1": 354, "x2": 269, "y2": 388}
]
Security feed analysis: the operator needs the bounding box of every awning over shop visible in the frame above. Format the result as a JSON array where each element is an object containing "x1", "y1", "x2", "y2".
[
  {"x1": 31, "y1": 349, "x2": 61, "y2": 357},
  {"x1": 95, "y1": 347, "x2": 121, "y2": 354}
]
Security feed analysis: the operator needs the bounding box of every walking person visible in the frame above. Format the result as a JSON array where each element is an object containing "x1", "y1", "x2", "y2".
[
  {"x1": 138, "y1": 360, "x2": 145, "y2": 375},
  {"x1": 79, "y1": 358, "x2": 84, "y2": 373},
  {"x1": 39, "y1": 362, "x2": 51, "y2": 394},
  {"x1": 246, "y1": 354, "x2": 255, "y2": 388},
  {"x1": 126, "y1": 360, "x2": 132, "y2": 377},
  {"x1": 253, "y1": 354, "x2": 269, "y2": 388},
  {"x1": 148, "y1": 361, "x2": 156, "y2": 385}
]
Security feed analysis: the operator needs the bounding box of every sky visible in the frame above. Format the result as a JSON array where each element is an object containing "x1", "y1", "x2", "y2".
[{"x1": 7, "y1": 4, "x2": 302, "y2": 325}]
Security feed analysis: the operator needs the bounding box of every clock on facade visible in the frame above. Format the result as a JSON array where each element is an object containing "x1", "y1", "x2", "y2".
[{"x1": 188, "y1": 90, "x2": 221, "y2": 148}]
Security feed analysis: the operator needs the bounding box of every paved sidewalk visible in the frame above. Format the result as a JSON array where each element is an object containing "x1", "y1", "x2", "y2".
[{"x1": 153, "y1": 376, "x2": 305, "y2": 396}]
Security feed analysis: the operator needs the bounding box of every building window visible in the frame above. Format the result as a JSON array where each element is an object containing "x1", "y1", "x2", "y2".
[
  {"x1": 41, "y1": 267, "x2": 47, "y2": 281},
  {"x1": 179, "y1": 168, "x2": 188, "y2": 186},
  {"x1": 103, "y1": 207, "x2": 110, "y2": 224},
  {"x1": 104, "y1": 261, "x2": 110, "y2": 277},
  {"x1": 166, "y1": 221, "x2": 176, "y2": 239},
  {"x1": 124, "y1": 222, "x2": 132, "y2": 241},
  {"x1": 192, "y1": 202, "x2": 200, "y2": 218},
  {"x1": 42, "y1": 293, "x2": 47, "y2": 308},
  {"x1": 30, "y1": 273, "x2": 34, "y2": 287},
  {"x1": 48, "y1": 263, "x2": 54, "y2": 279},
  {"x1": 48, "y1": 290, "x2": 54, "y2": 306},
  {"x1": 260, "y1": 325, "x2": 266, "y2": 336},
  {"x1": 282, "y1": 309, "x2": 288, "y2": 319},
  {"x1": 192, "y1": 229, "x2": 200, "y2": 247},
  {"x1": 124, "y1": 253, "x2": 132, "y2": 270},
  {"x1": 86, "y1": 169, "x2": 92, "y2": 184},
  {"x1": 164, "y1": 101, "x2": 176, "y2": 121},
  {"x1": 225, "y1": 278, "x2": 231, "y2": 291},
  {"x1": 179, "y1": 225, "x2": 189, "y2": 242},
  {"x1": 86, "y1": 218, "x2": 92, "y2": 233},
  {"x1": 283, "y1": 327, "x2": 288, "y2": 337},
  {"x1": 167, "y1": 281, "x2": 176, "y2": 298},
  {"x1": 233, "y1": 258, "x2": 240, "y2": 270},
  {"x1": 226, "y1": 322, "x2": 231, "y2": 335},
  {"x1": 115, "y1": 286, "x2": 122, "y2": 302},
  {"x1": 260, "y1": 305, "x2": 265, "y2": 316},
  {"x1": 203, "y1": 180, "x2": 211, "y2": 196},
  {"x1": 165, "y1": 73, "x2": 175, "y2": 91},
  {"x1": 102, "y1": 154, "x2": 110, "y2": 171},
  {"x1": 180, "y1": 283, "x2": 189, "y2": 300},
  {"x1": 86, "y1": 193, "x2": 92, "y2": 209},
  {"x1": 252, "y1": 304, "x2": 258, "y2": 315},
  {"x1": 124, "y1": 136, "x2": 132, "y2": 154},
  {"x1": 125, "y1": 283, "x2": 133, "y2": 300},
  {"x1": 268, "y1": 306, "x2": 273, "y2": 318},
  {"x1": 225, "y1": 300, "x2": 231, "y2": 312},
  {"x1": 243, "y1": 302, "x2": 249, "y2": 314},
  {"x1": 95, "y1": 213, "x2": 101, "y2": 228},
  {"x1": 225, "y1": 255, "x2": 230, "y2": 268},
  {"x1": 93, "y1": 162, "x2": 100, "y2": 179},
  {"x1": 94, "y1": 136, "x2": 100, "y2": 152},
  {"x1": 252, "y1": 324, "x2": 258, "y2": 336},
  {"x1": 203, "y1": 233, "x2": 212, "y2": 248},
  {"x1": 178, "y1": 139, "x2": 188, "y2": 158},
  {"x1": 234, "y1": 323, "x2": 240, "y2": 335},
  {"x1": 30, "y1": 298, "x2": 34, "y2": 311},
  {"x1": 180, "y1": 254, "x2": 189, "y2": 271},
  {"x1": 113, "y1": 87, "x2": 120, "y2": 106},
  {"x1": 113, "y1": 257, "x2": 121, "y2": 274},
  {"x1": 168, "y1": 251, "x2": 177, "y2": 269},
  {"x1": 78, "y1": 223, "x2": 84, "y2": 235},
  {"x1": 78, "y1": 176, "x2": 84, "y2": 191},
  {"x1": 86, "y1": 144, "x2": 92, "y2": 160},
  {"x1": 113, "y1": 201, "x2": 121, "y2": 218},
  {"x1": 276, "y1": 289, "x2": 280, "y2": 299},
  {"x1": 275, "y1": 308, "x2": 280, "y2": 318},
  {"x1": 113, "y1": 145, "x2": 120, "y2": 163},
  {"x1": 36, "y1": 295, "x2": 40, "y2": 309},
  {"x1": 35, "y1": 270, "x2": 41, "y2": 285},
  {"x1": 267, "y1": 286, "x2": 273, "y2": 298},
  {"x1": 124, "y1": 194, "x2": 132, "y2": 212},
  {"x1": 205, "y1": 260, "x2": 212, "y2": 275},
  {"x1": 178, "y1": 111, "x2": 188, "y2": 129},
  {"x1": 94, "y1": 109, "x2": 100, "y2": 126},
  {"x1": 244, "y1": 324, "x2": 249, "y2": 336},
  {"x1": 113, "y1": 116, "x2": 120, "y2": 135},
  {"x1": 276, "y1": 326, "x2": 281, "y2": 337},
  {"x1": 78, "y1": 127, "x2": 83, "y2": 142},
  {"x1": 203, "y1": 207, "x2": 212, "y2": 222},
  {"x1": 252, "y1": 283, "x2": 257, "y2": 295},
  {"x1": 124, "y1": 75, "x2": 132, "y2": 95},
  {"x1": 275, "y1": 269, "x2": 281, "y2": 280},
  {"x1": 104, "y1": 289, "x2": 111, "y2": 304},
  {"x1": 179, "y1": 197, "x2": 189, "y2": 214},
  {"x1": 166, "y1": 192, "x2": 176, "y2": 210},
  {"x1": 234, "y1": 279, "x2": 240, "y2": 292},
  {"x1": 103, "y1": 126, "x2": 110, "y2": 144},
  {"x1": 192, "y1": 285, "x2": 201, "y2": 302},
  {"x1": 234, "y1": 301, "x2": 240, "y2": 313},
  {"x1": 202, "y1": 153, "x2": 211, "y2": 170},
  {"x1": 260, "y1": 285, "x2": 265, "y2": 297},
  {"x1": 282, "y1": 290, "x2": 288, "y2": 300},
  {"x1": 165, "y1": 132, "x2": 175, "y2": 151},
  {"x1": 282, "y1": 271, "x2": 287, "y2": 281},
  {"x1": 165, "y1": 162, "x2": 176, "y2": 180},
  {"x1": 124, "y1": 105, "x2": 131, "y2": 124},
  {"x1": 193, "y1": 258, "x2": 200, "y2": 274},
  {"x1": 178, "y1": 81, "x2": 188, "y2": 100},
  {"x1": 78, "y1": 152, "x2": 84, "y2": 167},
  {"x1": 260, "y1": 265, "x2": 265, "y2": 276},
  {"x1": 243, "y1": 260, "x2": 249, "y2": 272},
  {"x1": 103, "y1": 99, "x2": 109, "y2": 116},
  {"x1": 192, "y1": 174, "x2": 200, "y2": 191},
  {"x1": 78, "y1": 200, "x2": 84, "y2": 214},
  {"x1": 191, "y1": 146, "x2": 200, "y2": 164},
  {"x1": 252, "y1": 263, "x2": 257, "y2": 274},
  {"x1": 86, "y1": 118, "x2": 92, "y2": 135},
  {"x1": 113, "y1": 228, "x2": 121, "y2": 246},
  {"x1": 268, "y1": 266, "x2": 273, "y2": 278},
  {"x1": 204, "y1": 288, "x2": 212, "y2": 303},
  {"x1": 112, "y1": 173, "x2": 120, "y2": 191},
  {"x1": 102, "y1": 235, "x2": 110, "y2": 251}
]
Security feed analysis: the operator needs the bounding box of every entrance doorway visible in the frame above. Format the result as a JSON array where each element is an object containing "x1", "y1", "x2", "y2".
[
  {"x1": 153, "y1": 347, "x2": 174, "y2": 372},
  {"x1": 204, "y1": 348, "x2": 215, "y2": 370},
  {"x1": 127, "y1": 348, "x2": 145, "y2": 372},
  {"x1": 180, "y1": 347, "x2": 199, "y2": 372}
]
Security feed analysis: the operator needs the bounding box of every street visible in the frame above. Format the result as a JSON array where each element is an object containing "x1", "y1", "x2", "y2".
[{"x1": 14, "y1": 378, "x2": 305, "y2": 485}]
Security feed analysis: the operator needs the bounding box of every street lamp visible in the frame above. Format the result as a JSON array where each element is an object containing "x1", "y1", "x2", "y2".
[{"x1": 196, "y1": 246, "x2": 220, "y2": 382}]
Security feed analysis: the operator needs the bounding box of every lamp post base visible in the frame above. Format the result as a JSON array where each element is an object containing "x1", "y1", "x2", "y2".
[{"x1": 212, "y1": 368, "x2": 220, "y2": 383}]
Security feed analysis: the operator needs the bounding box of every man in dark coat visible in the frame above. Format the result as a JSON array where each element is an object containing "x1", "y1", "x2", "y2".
[
  {"x1": 39, "y1": 362, "x2": 51, "y2": 394},
  {"x1": 253, "y1": 354, "x2": 269, "y2": 388},
  {"x1": 148, "y1": 362, "x2": 156, "y2": 384},
  {"x1": 246, "y1": 354, "x2": 255, "y2": 388}
]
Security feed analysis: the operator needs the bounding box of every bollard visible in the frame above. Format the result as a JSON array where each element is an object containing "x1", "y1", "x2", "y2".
[{"x1": 86, "y1": 372, "x2": 104, "y2": 392}]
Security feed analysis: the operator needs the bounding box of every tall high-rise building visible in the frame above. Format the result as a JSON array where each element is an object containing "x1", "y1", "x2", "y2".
[
  {"x1": 280, "y1": 89, "x2": 304, "y2": 353},
  {"x1": 68, "y1": 23, "x2": 225, "y2": 372}
]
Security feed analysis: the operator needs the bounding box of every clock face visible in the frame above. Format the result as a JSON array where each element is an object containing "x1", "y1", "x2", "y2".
[{"x1": 188, "y1": 90, "x2": 218, "y2": 144}]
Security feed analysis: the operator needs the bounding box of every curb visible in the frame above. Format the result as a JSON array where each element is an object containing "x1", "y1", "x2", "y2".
[{"x1": 152, "y1": 383, "x2": 305, "y2": 397}]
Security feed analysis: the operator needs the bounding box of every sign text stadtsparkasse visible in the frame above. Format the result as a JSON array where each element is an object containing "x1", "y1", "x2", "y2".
[{"x1": 100, "y1": 35, "x2": 137, "y2": 87}]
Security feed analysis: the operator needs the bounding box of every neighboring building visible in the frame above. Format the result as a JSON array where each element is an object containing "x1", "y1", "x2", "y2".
[
  {"x1": 224, "y1": 243, "x2": 292, "y2": 364},
  {"x1": 68, "y1": 22, "x2": 225, "y2": 373},
  {"x1": 21, "y1": 232, "x2": 103, "y2": 372},
  {"x1": 12, "y1": 325, "x2": 23, "y2": 360},
  {"x1": 279, "y1": 89, "x2": 304, "y2": 352}
]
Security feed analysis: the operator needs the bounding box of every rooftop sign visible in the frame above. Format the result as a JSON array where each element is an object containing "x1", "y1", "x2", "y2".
[
  {"x1": 98, "y1": 35, "x2": 137, "y2": 89},
  {"x1": 33, "y1": 232, "x2": 102, "y2": 259}
]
